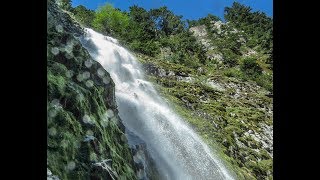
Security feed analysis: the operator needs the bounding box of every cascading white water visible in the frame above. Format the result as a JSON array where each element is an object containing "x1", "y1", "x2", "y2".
[{"x1": 81, "y1": 28, "x2": 235, "y2": 180}]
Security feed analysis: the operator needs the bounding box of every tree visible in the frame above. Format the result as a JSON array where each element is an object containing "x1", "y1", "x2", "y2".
[
  {"x1": 224, "y1": 2, "x2": 273, "y2": 70},
  {"x1": 224, "y1": 2, "x2": 273, "y2": 52},
  {"x1": 150, "y1": 7, "x2": 184, "y2": 37},
  {"x1": 92, "y1": 3, "x2": 130, "y2": 36},
  {"x1": 128, "y1": 5, "x2": 156, "y2": 41},
  {"x1": 224, "y1": 2, "x2": 252, "y2": 26},
  {"x1": 71, "y1": 5, "x2": 95, "y2": 27}
]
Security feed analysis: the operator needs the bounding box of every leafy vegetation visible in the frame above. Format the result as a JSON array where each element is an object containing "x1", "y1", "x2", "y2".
[
  {"x1": 187, "y1": 14, "x2": 221, "y2": 28},
  {"x1": 92, "y1": 4, "x2": 130, "y2": 37},
  {"x1": 240, "y1": 57, "x2": 262, "y2": 77},
  {"x1": 71, "y1": 5, "x2": 95, "y2": 27},
  {"x1": 224, "y1": 2, "x2": 273, "y2": 64}
]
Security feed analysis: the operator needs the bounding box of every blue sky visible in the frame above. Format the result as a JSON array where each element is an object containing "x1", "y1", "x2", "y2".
[{"x1": 71, "y1": 0, "x2": 272, "y2": 20}]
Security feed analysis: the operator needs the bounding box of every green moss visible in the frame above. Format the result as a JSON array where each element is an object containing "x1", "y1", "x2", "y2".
[{"x1": 48, "y1": 70, "x2": 67, "y2": 97}]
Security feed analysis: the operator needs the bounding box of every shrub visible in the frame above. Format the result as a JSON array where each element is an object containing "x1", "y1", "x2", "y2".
[
  {"x1": 223, "y1": 49, "x2": 239, "y2": 67},
  {"x1": 129, "y1": 40, "x2": 160, "y2": 56},
  {"x1": 254, "y1": 74, "x2": 273, "y2": 91},
  {"x1": 71, "y1": 5, "x2": 95, "y2": 27},
  {"x1": 240, "y1": 57, "x2": 262, "y2": 77},
  {"x1": 224, "y1": 68, "x2": 243, "y2": 78},
  {"x1": 92, "y1": 3, "x2": 130, "y2": 36}
]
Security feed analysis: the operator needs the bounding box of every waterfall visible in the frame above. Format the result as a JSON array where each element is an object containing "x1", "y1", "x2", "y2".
[{"x1": 80, "y1": 28, "x2": 235, "y2": 180}]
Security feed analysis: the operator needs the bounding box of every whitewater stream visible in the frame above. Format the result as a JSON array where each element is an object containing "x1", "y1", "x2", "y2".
[{"x1": 80, "y1": 28, "x2": 234, "y2": 180}]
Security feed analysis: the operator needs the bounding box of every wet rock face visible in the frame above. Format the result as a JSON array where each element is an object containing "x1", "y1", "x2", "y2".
[{"x1": 47, "y1": 1, "x2": 137, "y2": 179}]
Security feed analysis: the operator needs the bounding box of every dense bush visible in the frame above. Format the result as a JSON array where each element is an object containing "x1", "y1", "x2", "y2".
[
  {"x1": 222, "y1": 49, "x2": 239, "y2": 67},
  {"x1": 255, "y1": 74, "x2": 273, "y2": 91},
  {"x1": 149, "y1": 7, "x2": 185, "y2": 37},
  {"x1": 224, "y1": 2, "x2": 273, "y2": 57},
  {"x1": 71, "y1": 5, "x2": 95, "y2": 27},
  {"x1": 240, "y1": 57, "x2": 262, "y2": 77},
  {"x1": 128, "y1": 40, "x2": 160, "y2": 56},
  {"x1": 92, "y1": 3, "x2": 130, "y2": 37}
]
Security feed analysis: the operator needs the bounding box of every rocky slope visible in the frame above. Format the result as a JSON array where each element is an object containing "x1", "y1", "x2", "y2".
[
  {"x1": 137, "y1": 21, "x2": 273, "y2": 180},
  {"x1": 47, "y1": 1, "x2": 137, "y2": 179}
]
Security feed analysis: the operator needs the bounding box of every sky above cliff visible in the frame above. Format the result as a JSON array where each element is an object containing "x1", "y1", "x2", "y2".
[{"x1": 71, "y1": 0, "x2": 273, "y2": 20}]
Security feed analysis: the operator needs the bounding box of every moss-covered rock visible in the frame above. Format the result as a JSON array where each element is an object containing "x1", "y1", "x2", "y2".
[{"x1": 47, "y1": 1, "x2": 137, "y2": 179}]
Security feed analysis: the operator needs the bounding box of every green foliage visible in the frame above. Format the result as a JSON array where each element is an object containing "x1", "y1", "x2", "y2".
[
  {"x1": 125, "y1": 5, "x2": 159, "y2": 55},
  {"x1": 149, "y1": 6, "x2": 185, "y2": 37},
  {"x1": 159, "y1": 31, "x2": 207, "y2": 67},
  {"x1": 187, "y1": 14, "x2": 221, "y2": 27},
  {"x1": 71, "y1": 5, "x2": 95, "y2": 27},
  {"x1": 224, "y1": 2, "x2": 252, "y2": 25},
  {"x1": 129, "y1": 40, "x2": 160, "y2": 56},
  {"x1": 254, "y1": 73, "x2": 273, "y2": 92},
  {"x1": 68, "y1": 3, "x2": 207, "y2": 66},
  {"x1": 240, "y1": 57, "x2": 262, "y2": 77},
  {"x1": 92, "y1": 3, "x2": 130, "y2": 37},
  {"x1": 128, "y1": 5, "x2": 157, "y2": 41},
  {"x1": 222, "y1": 49, "x2": 239, "y2": 67},
  {"x1": 223, "y1": 68, "x2": 242, "y2": 78},
  {"x1": 224, "y1": 2, "x2": 273, "y2": 59}
]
